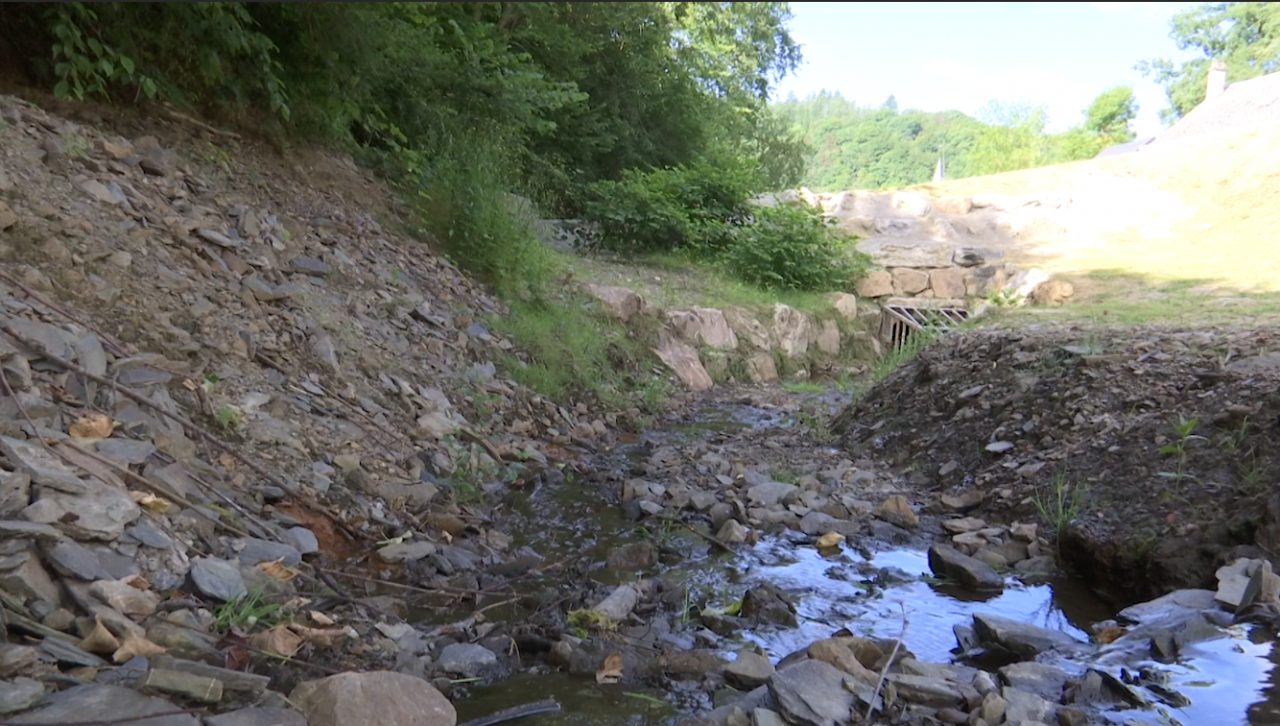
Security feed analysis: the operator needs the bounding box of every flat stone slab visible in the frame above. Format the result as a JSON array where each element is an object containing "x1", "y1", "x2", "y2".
[
  {"x1": 856, "y1": 238, "x2": 954, "y2": 268},
  {"x1": 14, "y1": 684, "x2": 200, "y2": 726},
  {"x1": 973, "y1": 613, "x2": 1084, "y2": 658}
]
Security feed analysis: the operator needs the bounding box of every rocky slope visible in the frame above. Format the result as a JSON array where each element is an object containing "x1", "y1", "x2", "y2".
[{"x1": 835, "y1": 324, "x2": 1280, "y2": 602}]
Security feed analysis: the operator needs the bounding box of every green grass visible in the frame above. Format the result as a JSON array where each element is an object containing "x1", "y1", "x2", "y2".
[
  {"x1": 997, "y1": 271, "x2": 1280, "y2": 327},
  {"x1": 1033, "y1": 471, "x2": 1088, "y2": 543},
  {"x1": 488, "y1": 291, "x2": 670, "y2": 410},
  {"x1": 783, "y1": 381, "x2": 825, "y2": 394},
  {"x1": 212, "y1": 589, "x2": 289, "y2": 632},
  {"x1": 563, "y1": 250, "x2": 839, "y2": 317}
]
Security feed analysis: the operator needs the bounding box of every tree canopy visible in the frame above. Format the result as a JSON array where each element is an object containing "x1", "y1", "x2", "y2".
[
  {"x1": 1138, "y1": 2, "x2": 1280, "y2": 123},
  {"x1": 771, "y1": 86, "x2": 1138, "y2": 191}
]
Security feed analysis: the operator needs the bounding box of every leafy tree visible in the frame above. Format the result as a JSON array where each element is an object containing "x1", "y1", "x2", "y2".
[
  {"x1": 1138, "y1": 2, "x2": 1280, "y2": 123},
  {"x1": 1083, "y1": 86, "x2": 1138, "y2": 143}
]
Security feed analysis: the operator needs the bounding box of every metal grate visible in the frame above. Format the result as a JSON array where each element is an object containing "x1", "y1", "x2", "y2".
[{"x1": 880, "y1": 300, "x2": 968, "y2": 352}]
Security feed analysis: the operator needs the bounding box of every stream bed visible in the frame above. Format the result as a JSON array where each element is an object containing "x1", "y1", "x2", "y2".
[{"x1": 455, "y1": 397, "x2": 1280, "y2": 726}]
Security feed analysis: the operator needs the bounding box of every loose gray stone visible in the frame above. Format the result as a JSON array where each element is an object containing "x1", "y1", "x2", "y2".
[
  {"x1": 1002, "y1": 686, "x2": 1057, "y2": 724},
  {"x1": 377, "y1": 541, "x2": 437, "y2": 563},
  {"x1": 768, "y1": 659, "x2": 857, "y2": 726},
  {"x1": 21, "y1": 476, "x2": 140, "y2": 541},
  {"x1": 0, "y1": 520, "x2": 61, "y2": 542},
  {"x1": 746, "y1": 481, "x2": 797, "y2": 508},
  {"x1": 435, "y1": 642, "x2": 497, "y2": 678},
  {"x1": 0, "y1": 677, "x2": 45, "y2": 714},
  {"x1": 117, "y1": 367, "x2": 172, "y2": 386},
  {"x1": 205, "y1": 708, "x2": 308, "y2": 726},
  {"x1": 999, "y1": 662, "x2": 1070, "y2": 702},
  {"x1": 43, "y1": 539, "x2": 111, "y2": 581},
  {"x1": 885, "y1": 674, "x2": 965, "y2": 708},
  {"x1": 726, "y1": 652, "x2": 775, "y2": 689},
  {"x1": 974, "y1": 613, "x2": 1083, "y2": 659},
  {"x1": 38, "y1": 638, "x2": 107, "y2": 668},
  {"x1": 289, "y1": 256, "x2": 331, "y2": 277},
  {"x1": 283, "y1": 527, "x2": 319, "y2": 555},
  {"x1": 190, "y1": 557, "x2": 247, "y2": 602},
  {"x1": 13, "y1": 684, "x2": 199, "y2": 726},
  {"x1": 928, "y1": 545, "x2": 1004, "y2": 591},
  {"x1": 126, "y1": 521, "x2": 173, "y2": 548},
  {"x1": 290, "y1": 671, "x2": 455, "y2": 726},
  {"x1": 95, "y1": 439, "x2": 157, "y2": 465},
  {"x1": 5, "y1": 318, "x2": 76, "y2": 361},
  {"x1": 236, "y1": 538, "x2": 302, "y2": 566},
  {"x1": 0, "y1": 436, "x2": 85, "y2": 493}
]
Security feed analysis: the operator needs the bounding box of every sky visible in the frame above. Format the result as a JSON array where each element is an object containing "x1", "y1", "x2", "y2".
[{"x1": 771, "y1": 2, "x2": 1202, "y2": 138}]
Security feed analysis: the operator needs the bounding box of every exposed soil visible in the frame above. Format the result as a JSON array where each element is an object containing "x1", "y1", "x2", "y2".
[{"x1": 835, "y1": 324, "x2": 1280, "y2": 603}]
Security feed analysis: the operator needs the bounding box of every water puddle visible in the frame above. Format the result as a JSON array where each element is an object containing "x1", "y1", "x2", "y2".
[{"x1": 456, "y1": 673, "x2": 676, "y2": 726}]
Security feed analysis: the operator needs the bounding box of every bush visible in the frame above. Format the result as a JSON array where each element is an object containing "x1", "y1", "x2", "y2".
[
  {"x1": 581, "y1": 152, "x2": 757, "y2": 254},
  {"x1": 724, "y1": 204, "x2": 864, "y2": 291}
]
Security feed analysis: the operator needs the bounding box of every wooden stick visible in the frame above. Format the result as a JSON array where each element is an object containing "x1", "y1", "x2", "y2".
[
  {"x1": 0, "y1": 270, "x2": 128, "y2": 356},
  {"x1": 864, "y1": 604, "x2": 908, "y2": 721},
  {"x1": 0, "y1": 321, "x2": 320, "y2": 520}
]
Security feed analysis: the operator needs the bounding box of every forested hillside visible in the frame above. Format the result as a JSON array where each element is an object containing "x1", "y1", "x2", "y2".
[{"x1": 771, "y1": 87, "x2": 1139, "y2": 191}]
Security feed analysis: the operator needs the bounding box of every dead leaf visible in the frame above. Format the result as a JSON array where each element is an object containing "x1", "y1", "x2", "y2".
[
  {"x1": 122, "y1": 574, "x2": 151, "y2": 590},
  {"x1": 310, "y1": 611, "x2": 336, "y2": 626},
  {"x1": 218, "y1": 452, "x2": 237, "y2": 470},
  {"x1": 257, "y1": 559, "x2": 299, "y2": 581},
  {"x1": 816, "y1": 532, "x2": 846, "y2": 549},
  {"x1": 112, "y1": 636, "x2": 167, "y2": 663},
  {"x1": 595, "y1": 652, "x2": 623, "y2": 684},
  {"x1": 224, "y1": 646, "x2": 252, "y2": 672},
  {"x1": 69, "y1": 413, "x2": 113, "y2": 440},
  {"x1": 130, "y1": 492, "x2": 178, "y2": 515},
  {"x1": 78, "y1": 614, "x2": 121, "y2": 655},
  {"x1": 250, "y1": 624, "x2": 305, "y2": 658}
]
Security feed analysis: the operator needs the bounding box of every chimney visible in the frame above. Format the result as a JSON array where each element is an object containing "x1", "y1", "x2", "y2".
[{"x1": 1206, "y1": 58, "x2": 1227, "y2": 101}]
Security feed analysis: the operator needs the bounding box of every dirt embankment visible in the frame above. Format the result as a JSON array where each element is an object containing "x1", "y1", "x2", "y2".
[{"x1": 836, "y1": 325, "x2": 1280, "y2": 603}]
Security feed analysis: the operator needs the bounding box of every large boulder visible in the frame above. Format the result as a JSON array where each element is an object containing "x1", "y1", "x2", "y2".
[
  {"x1": 973, "y1": 613, "x2": 1084, "y2": 658},
  {"x1": 1030, "y1": 279, "x2": 1075, "y2": 306},
  {"x1": 772, "y1": 305, "x2": 811, "y2": 359},
  {"x1": 724, "y1": 308, "x2": 772, "y2": 350},
  {"x1": 890, "y1": 268, "x2": 929, "y2": 295},
  {"x1": 891, "y1": 191, "x2": 933, "y2": 217},
  {"x1": 746, "y1": 352, "x2": 779, "y2": 383},
  {"x1": 856, "y1": 271, "x2": 893, "y2": 299},
  {"x1": 828, "y1": 293, "x2": 858, "y2": 320},
  {"x1": 668, "y1": 308, "x2": 739, "y2": 349},
  {"x1": 929, "y1": 268, "x2": 967, "y2": 299},
  {"x1": 768, "y1": 660, "x2": 858, "y2": 726},
  {"x1": 928, "y1": 545, "x2": 1003, "y2": 591},
  {"x1": 815, "y1": 320, "x2": 840, "y2": 356},
  {"x1": 586, "y1": 285, "x2": 644, "y2": 322},
  {"x1": 654, "y1": 331, "x2": 713, "y2": 391},
  {"x1": 291, "y1": 672, "x2": 456, "y2": 726},
  {"x1": 856, "y1": 239, "x2": 953, "y2": 268}
]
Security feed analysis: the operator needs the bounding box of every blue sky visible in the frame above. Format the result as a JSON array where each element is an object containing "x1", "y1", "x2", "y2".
[{"x1": 772, "y1": 2, "x2": 1201, "y2": 138}]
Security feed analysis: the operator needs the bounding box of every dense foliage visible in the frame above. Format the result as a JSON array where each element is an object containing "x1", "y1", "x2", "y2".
[
  {"x1": 724, "y1": 204, "x2": 862, "y2": 291},
  {"x1": 1, "y1": 2, "x2": 811, "y2": 292},
  {"x1": 771, "y1": 86, "x2": 1138, "y2": 191},
  {"x1": 1138, "y1": 2, "x2": 1280, "y2": 122}
]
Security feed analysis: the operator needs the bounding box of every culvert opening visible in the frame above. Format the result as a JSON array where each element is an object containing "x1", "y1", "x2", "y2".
[{"x1": 881, "y1": 299, "x2": 969, "y2": 352}]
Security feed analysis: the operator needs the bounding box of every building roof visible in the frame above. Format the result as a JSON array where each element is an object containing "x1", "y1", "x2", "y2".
[
  {"x1": 1154, "y1": 71, "x2": 1280, "y2": 145},
  {"x1": 1094, "y1": 137, "x2": 1154, "y2": 158}
]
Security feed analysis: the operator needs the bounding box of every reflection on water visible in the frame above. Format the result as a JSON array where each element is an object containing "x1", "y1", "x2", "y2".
[{"x1": 456, "y1": 673, "x2": 676, "y2": 726}]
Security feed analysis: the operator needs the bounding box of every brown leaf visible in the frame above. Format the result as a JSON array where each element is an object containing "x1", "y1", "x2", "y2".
[
  {"x1": 595, "y1": 652, "x2": 623, "y2": 684},
  {"x1": 250, "y1": 624, "x2": 305, "y2": 658},
  {"x1": 1096, "y1": 626, "x2": 1127, "y2": 644},
  {"x1": 218, "y1": 452, "x2": 237, "y2": 470},
  {"x1": 112, "y1": 636, "x2": 167, "y2": 663},
  {"x1": 130, "y1": 492, "x2": 178, "y2": 515},
  {"x1": 78, "y1": 614, "x2": 121, "y2": 655},
  {"x1": 290, "y1": 624, "x2": 348, "y2": 649},
  {"x1": 122, "y1": 574, "x2": 151, "y2": 590},
  {"x1": 257, "y1": 559, "x2": 299, "y2": 581},
  {"x1": 309, "y1": 611, "x2": 336, "y2": 626},
  {"x1": 224, "y1": 646, "x2": 252, "y2": 672},
  {"x1": 69, "y1": 413, "x2": 114, "y2": 440}
]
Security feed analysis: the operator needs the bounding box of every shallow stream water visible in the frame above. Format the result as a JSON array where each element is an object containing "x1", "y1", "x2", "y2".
[{"x1": 456, "y1": 397, "x2": 1280, "y2": 726}]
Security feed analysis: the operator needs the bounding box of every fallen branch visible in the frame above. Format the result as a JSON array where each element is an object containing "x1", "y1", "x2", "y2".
[
  {"x1": 164, "y1": 107, "x2": 241, "y2": 139},
  {"x1": 315, "y1": 566, "x2": 505, "y2": 598},
  {"x1": 457, "y1": 699, "x2": 561, "y2": 726},
  {"x1": 0, "y1": 269, "x2": 128, "y2": 356},
  {"x1": 0, "y1": 321, "x2": 332, "y2": 526},
  {"x1": 864, "y1": 603, "x2": 908, "y2": 722}
]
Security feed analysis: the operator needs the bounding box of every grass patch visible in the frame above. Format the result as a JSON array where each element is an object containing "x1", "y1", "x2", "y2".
[
  {"x1": 1033, "y1": 471, "x2": 1088, "y2": 547},
  {"x1": 783, "y1": 381, "x2": 825, "y2": 394},
  {"x1": 851, "y1": 327, "x2": 943, "y2": 401},
  {"x1": 489, "y1": 291, "x2": 669, "y2": 410},
  {"x1": 212, "y1": 589, "x2": 289, "y2": 632}
]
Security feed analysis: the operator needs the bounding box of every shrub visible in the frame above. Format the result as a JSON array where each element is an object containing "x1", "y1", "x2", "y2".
[
  {"x1": 724, "y1": 204, "x2": 864, "y2": 291},
  {"x1": 580, "y1": 152, "x2": 757, "y2": 254}
]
